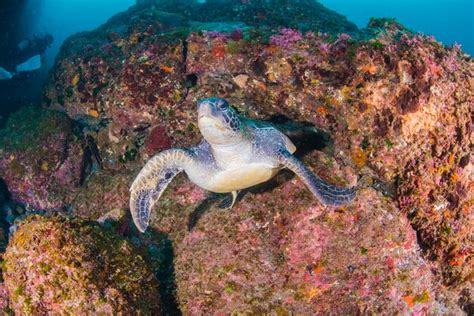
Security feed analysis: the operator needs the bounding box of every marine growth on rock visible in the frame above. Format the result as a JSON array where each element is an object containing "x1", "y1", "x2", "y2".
[
  {"x1": 0, "y1": 0, "x2": 472, "y2": 314},
  {"x1": 3, "y1": 215, "x2": 161, "y2": 314}
]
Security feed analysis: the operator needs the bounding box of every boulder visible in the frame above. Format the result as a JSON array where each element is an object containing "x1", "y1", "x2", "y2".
[
  {"x1": 3, "y1": 215, "x2": 160, "y2": 314},
  {"x1": 0, "y1": 107, "x2": 85, "y2": 210}
]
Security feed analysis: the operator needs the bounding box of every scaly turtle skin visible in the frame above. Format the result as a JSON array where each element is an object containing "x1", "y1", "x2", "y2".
[{"x1": 130, "y1": 98, "x2": 356, "y2": 232}]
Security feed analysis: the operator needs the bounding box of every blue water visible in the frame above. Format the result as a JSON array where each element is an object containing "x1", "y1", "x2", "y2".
[
  {"x1": 29, "y1": 0, "x2": 135, "y2": 69},
  {"x1": 320, "y1": 0, "x2": 474, "y2": 55}
]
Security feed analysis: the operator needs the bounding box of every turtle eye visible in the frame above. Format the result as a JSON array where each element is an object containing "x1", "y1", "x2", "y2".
[{"x1": 216, "y1": 100, "x2": 228, "y2": 110}]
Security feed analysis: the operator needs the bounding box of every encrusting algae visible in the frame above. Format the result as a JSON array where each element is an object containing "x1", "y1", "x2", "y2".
[{"x1": 3, "y1": 215, "x2": 160, "y2": 314}]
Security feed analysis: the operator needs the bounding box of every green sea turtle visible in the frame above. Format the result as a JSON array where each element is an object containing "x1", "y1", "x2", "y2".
[{"x1": 130, "y1": 97, "x2": 356, "y2": 232}]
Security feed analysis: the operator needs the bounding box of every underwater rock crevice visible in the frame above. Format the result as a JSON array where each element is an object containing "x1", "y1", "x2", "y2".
[
  {"x1": 0, "y1": 178, "x2": 11, "y2": 204},
  {"x1": 0, "y1": 178, "x2": 12, "y2": 251},
  {"x1": 185, "y1": 73, "x2": 198, "y2": 88},
  {"x1": 79, "y1": 139, "x2": 94, "y2": 186},
  {"x1": 268, "y1": 116, "x2": 333, "y2": 155},
  {"x1": 179, "y1": 38, "x2": 197, "y2": 105},
  {"x1": 141, "y1": 228, "x2": 182, "y2": 316},
  {"x1": 181, "y1": 38, "x2": 188, "y2": 68},
  {"x1": 85, "y1": 134, "x2": 103, "y2": 168}
]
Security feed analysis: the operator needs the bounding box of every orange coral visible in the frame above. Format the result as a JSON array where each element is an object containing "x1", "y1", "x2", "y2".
[
  {"x1": 265, "y1": 45, "x2": 280, "y2": 54},
  {"x1": 212, "y1": 43, "x2": 226, "y2": 58},
  {"x1": 359, "y1": 63, "x2": 378, "y2": 75},
  {"x1": 450, "y1": 172, "x2": 458, "y2": 183},
  {"x1": 449, "y1": 251, "x2": 468, "y2": 266},
  {"x1": 89, "y1": 109, "x2": 99, "y2": 118},
  {"x1": 71, "y1": 74, "x2": 79, "y2": 87},
  {"x1": 316, "y1": 106, "x2": 328, "y2": 115},
  {"x1": 351, "y1": 147, "x2": 367, "y2": 168},
  {"x1": 403, "y1": 295, "x2": 414, "y2": 308},
  {"x1": 160, "y1": 65, "x2": 174, "y2": 73},
  {"x1": 255, "y1": 81, "x2": 267, "y2": 91}
]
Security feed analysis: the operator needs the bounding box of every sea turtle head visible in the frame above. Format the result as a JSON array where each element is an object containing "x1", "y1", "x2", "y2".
[{"x1": 197, "y1": 97, "x2": 243, "y2": 145}]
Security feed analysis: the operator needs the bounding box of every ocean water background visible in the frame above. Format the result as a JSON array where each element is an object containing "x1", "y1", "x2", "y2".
[
  {"x1": 29, "y1": 0, "x2": 135, "y2": 69},
  {"x1": 320, "y1": 0, "x2": 474, "y2": 55}
]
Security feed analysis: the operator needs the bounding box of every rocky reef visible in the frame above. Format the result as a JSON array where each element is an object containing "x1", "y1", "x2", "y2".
[
  {"x1": 0, "y1": 0, "x2": 472, "y2": 314},
  {"x1": 0, "y1": 106, "x2": 85, "y2": 210},
  {"x1": 148, "y1": 0, "x2": 358, "y2": 35},
  {"x1": 3, "y1": 215, "x2": 160, "y2": 314}
]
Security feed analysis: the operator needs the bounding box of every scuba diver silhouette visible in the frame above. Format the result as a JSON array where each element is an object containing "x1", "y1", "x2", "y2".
[{"x1": 0, "y1": 32, "x2": 53, "y2": 80}]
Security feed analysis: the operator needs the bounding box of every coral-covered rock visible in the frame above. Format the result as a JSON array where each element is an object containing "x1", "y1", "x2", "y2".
[
  {"x1": 35, "y1": 3, "x2": 472, "y2": 314},
  {"x1": 0, "y1": 107, "x2": 85, "y2": 210},
  {"x1": 3, "y1": 215, "x2": 160, "y2": 314},
  {"x1": 43, "y1": 0, "x2": 359, "y2": 171},
  {"x1": 173, "y1": 179, "x2": 460, "y2": 314},
  {"x1": 68, "y1": 169, "x2": 133, "y2": 220},
  {"x1": 151, "y1": 0, "x2": 358, "y2": 35},
  {"x1": 43, "y1": 6, "x2": 198, "y2": 170}
]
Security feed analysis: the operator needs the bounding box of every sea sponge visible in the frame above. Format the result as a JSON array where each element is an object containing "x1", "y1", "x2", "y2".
[{"x1": 3, "y1": 215, "x2": 160, "y2": 314}]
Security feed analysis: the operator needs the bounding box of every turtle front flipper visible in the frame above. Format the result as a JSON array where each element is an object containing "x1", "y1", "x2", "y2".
[
  {"x1": 130, "y1": 149, "x2": 194, "y2": 232},
  {"x1": 278, "y1": 150, "x2": 356, "y2": 205}
]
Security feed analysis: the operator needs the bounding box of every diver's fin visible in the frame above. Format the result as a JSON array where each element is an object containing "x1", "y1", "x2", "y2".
[
  {"x1": 0, "y1": 67, "x2": 13, "y2": 80},
  {"x1": 16, "y1": 55, "x2": 41, "y2": 73}
]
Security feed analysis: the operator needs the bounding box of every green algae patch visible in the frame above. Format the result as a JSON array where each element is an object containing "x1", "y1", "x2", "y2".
[{"x1": 3, "y1": 215, "x2": 160, "y2": 314}]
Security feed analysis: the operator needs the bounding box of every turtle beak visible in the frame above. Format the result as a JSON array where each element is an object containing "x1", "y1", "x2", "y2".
[{"x1": 197, "y1": 100, "x2": 214, "y2": 120}]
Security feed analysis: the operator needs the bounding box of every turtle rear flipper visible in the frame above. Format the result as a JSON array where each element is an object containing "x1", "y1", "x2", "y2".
[
  {"x1": 130, "y1": 149, "x2": 194, "y2": 232},
  {"x1": 218, "y1": 191, "x2": 239, "y2": 209},
  {"x1": 278, "y1": 150, "x2": 356, "y2": 205}
]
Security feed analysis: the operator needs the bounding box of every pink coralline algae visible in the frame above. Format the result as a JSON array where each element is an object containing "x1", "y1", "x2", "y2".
[
  {"x1": 0, "y1": 107, "x2": 85, "y2": 210},
  {"x1": 335, "y1": 32, "x2": 351, "y2": 43},
  {"x1": 269, "y1": 28, "x2": 303, "y2": 49},
  {"x1": 3, "y1": 215, "x2": 161, "y2": 314},
  {"x1": 318, "y1": 42, "x2": 332, "y2": 53},
  {"x1": 174, "y1": 182, "x2": 206, "y2": 205},
  {"x1": 0, "y1": 285, "x2": 8, "y2": 311},
  {"x1": 444, "y1": 43, "x2": 462, "y2": 72}
]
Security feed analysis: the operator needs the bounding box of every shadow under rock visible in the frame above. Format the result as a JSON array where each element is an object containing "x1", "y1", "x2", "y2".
[
  {"x1": 144, "y1": 227, "x2": 182, "y2": 316},
  {"x1": 268, "y1": 114, "x2": 333, "y2": 155},
  {"x1": 116, "y1": 210, "x2": 182, "y2": 316},
  {"x1": 187, "y1": 193, "x2": 220, "y2": 231},
  {"x1": 0, "y1": 178, "x2": 11, "y2": 204}
]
